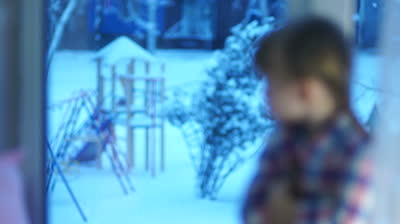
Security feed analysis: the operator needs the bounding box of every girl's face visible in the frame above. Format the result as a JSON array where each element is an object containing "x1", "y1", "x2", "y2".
[
  {"x1": 263, "y1": 77, "x2": 307, "y2": 123},
  {"x1": 263, "y1": 75, "x2": 337, "y2": 126},
  {"x1": 261, "y1": 48, "x2": 308, "y2": 123}
]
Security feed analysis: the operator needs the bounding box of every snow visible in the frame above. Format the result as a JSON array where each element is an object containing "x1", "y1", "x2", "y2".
[
  {"x1": 49, "y1": 49, "x2": 256, "y2": 224},
  {"x1": 352, "y1": 51, "x2": 380, "y2": 124},
  {"x1": 94, "y1": 36, "x2": 157, "y2": 65},
  {"x1": 48, "y1": 49, "x2": 379, "y2": 224}
]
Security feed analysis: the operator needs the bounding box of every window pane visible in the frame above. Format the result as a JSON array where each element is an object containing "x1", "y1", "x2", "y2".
[
  {"x1": 47, "y1": 1, "x2": 284, "y2": 223},
  {"x1": 46, "y1": 0, "x2": 400, "y2": 223}
]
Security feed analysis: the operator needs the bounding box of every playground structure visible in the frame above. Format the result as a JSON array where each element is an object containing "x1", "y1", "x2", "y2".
[
  {"x1": 46, "y1": 37, "x2": 166, "y2": 222},
  {"x1": 95, "y1": 36, "x2": 166, "y2": 176},
  {"x1": 47, "y1": 90, "x2": 135, "y2": 222}
]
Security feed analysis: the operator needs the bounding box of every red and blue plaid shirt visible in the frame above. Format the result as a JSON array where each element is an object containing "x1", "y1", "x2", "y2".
[{"x1": 243, "y1": 112, "x2": 373, "y2": 224}]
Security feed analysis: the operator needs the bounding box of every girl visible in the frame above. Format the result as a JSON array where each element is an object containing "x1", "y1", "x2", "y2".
[{"x1": 243, "y1": 18, "x2": 372, "y2": 224}]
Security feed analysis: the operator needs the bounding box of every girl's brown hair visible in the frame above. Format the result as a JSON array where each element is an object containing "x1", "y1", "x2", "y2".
[{"x1": 255, "y1": 17, "x2": 352, "y2": 108}]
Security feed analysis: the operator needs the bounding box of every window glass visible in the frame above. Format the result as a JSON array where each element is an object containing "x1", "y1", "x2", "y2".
[{"x1": 47, "y1": 0, "x2": 385, "y2": 223}]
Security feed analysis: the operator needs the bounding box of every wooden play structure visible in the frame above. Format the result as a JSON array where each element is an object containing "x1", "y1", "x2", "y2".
[{"x1": 95, "y1": 36, "x2": 166, "y2": 176}]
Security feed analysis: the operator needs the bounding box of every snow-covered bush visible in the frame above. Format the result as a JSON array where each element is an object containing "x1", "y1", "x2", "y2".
[{"x1": 167, "y1": 19, "x2": 275, "y2": 200}]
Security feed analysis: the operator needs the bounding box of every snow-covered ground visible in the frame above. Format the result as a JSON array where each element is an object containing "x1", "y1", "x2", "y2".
[
  {"x1": 48, "y1": 49, "x2": 257, "y2": 224},
  {"x1": 352, "y1": 52, "x2": 380, "y2": 124},
  {"x1": 48, "y1": 49, "x2": 378, "y2": 224}
]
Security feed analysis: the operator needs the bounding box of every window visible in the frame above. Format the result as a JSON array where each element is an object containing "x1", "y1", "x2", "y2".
[
  {"x1": 47, "y1": 1, "x2": 279, "y2": 223},
  {"x1": 43, "y1": 0, "x2": 398, "y2": 223}
]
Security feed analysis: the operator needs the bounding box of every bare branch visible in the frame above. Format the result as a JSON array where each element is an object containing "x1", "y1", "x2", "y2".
[{"x1": 47, "y1": 0, "x2": 79, "y2": 65}]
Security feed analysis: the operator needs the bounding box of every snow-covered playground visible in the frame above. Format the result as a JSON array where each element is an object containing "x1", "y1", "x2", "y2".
[{"x1": 48, "y1": 48, "x2": 378, "y2": 224}]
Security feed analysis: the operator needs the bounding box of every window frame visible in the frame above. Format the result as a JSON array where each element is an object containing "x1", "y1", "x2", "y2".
[{"x1": 0, "y1": 1, "x2": 47, "y2": 224}]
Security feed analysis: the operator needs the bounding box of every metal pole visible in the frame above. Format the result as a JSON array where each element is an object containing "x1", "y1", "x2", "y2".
[
  {"x1": 47, "y1": 142, "x2": 88, "y2": 222},
  {"x1": 81, "y1": 99, "x2": 129, "y2": 195}
]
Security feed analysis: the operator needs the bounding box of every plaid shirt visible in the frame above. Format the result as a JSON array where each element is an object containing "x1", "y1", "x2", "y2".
[{"x1": 243, "y1": 112, "x2": 373, "y2": 224}]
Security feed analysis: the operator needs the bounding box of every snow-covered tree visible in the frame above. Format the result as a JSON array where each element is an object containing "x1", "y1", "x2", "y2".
[{"x1": 167, "y1": 19, "x2": 275, "y2": 200}]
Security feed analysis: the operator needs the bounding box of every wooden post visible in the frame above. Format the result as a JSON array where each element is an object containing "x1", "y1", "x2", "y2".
[
  {"x1": 127, "y1": 58, "x2": 135, "y2": 171},
  {"x1": 96, "y1": 138, "x2": 103, "y2": 169},
  {"x1": 145, "y1": 61, "x2": 150, "y2": 75},
  {"x1": 151, "y1": 126, "x2": 156, "y2": 177},
  {"x1": 111, "y1": 65, "x2": 116, "y2": 113},
  {"x1": 145, "y1": 127, "x2": 150, "y2": 171},
  {"x1": 160, "y1": 78, "x2": 165, "y2": 172},
  {"x1": 128, "y1": 59, "x2": 135, "y2": 105},
  {"x1": 128, "y1": 58, "x2": 135, "y2": 74},
  {"x1": 144, "y1": 79, "x2": 149, "y2": 115},
  {"x1": 96, "y1": 58, "x2": 104, "y2": 107},
  {"x1": 161, "y1": 63, "x2": 165, "y2": 74},
  {"x1": 151, "y1": 80, "x2": 157, "y2": 177},
  {"x1": 145, "y1": 61, "x2": 150, "y2": 115},
  {"x1": 126, "y1": 78, "x2": 134, "y2": 170},
  {"x1": 143, "y1": 62, "x2": 150, "y2": 174}
]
